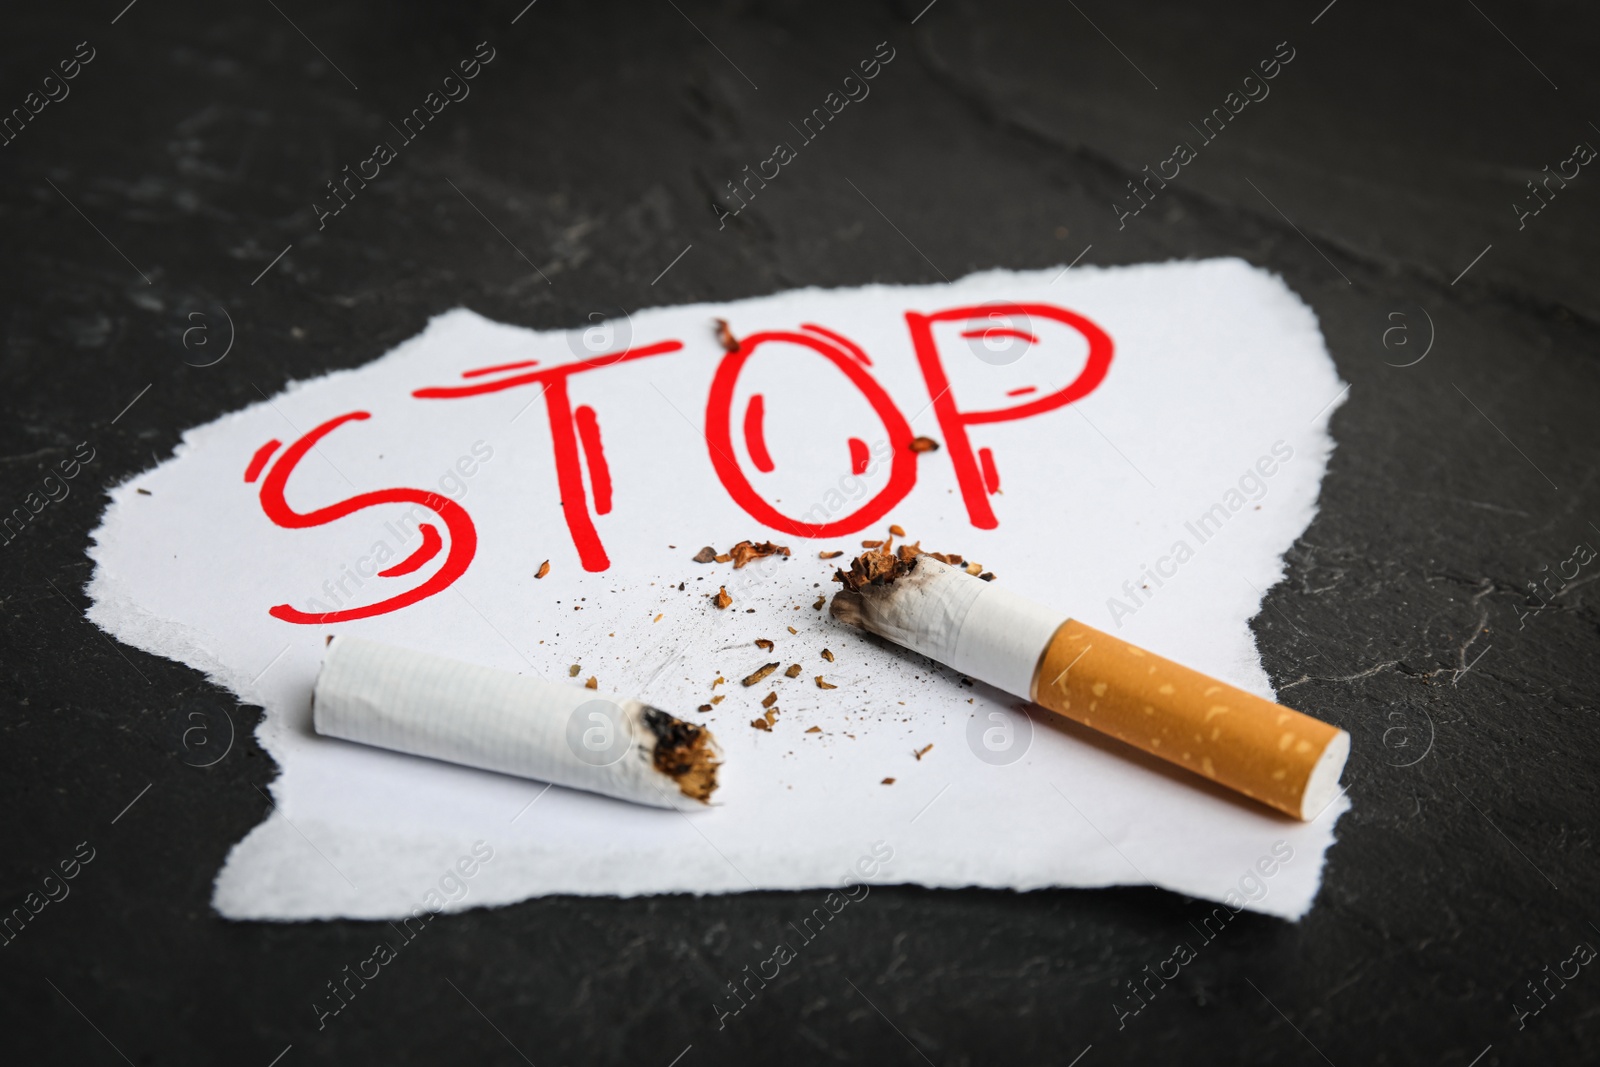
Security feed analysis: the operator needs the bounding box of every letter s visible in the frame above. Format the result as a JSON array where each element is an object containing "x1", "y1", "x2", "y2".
[
  {"x1": 1274, "y1": 41, "x2": 1296, "y2": 63},
  {"x1": 252, "y1": 411, "x2": 478, "y2": 624},
  {"x1": 1271, "y1": 839, "x2": 1294, "y2": 863},
  {"x1": 871, "y1": 839, "x2": 894, "y2": 862},
  {"x1": 471, "y1": 440, "x2": 493, "y2": 462},
  {"x1": 472, "y1": 839, "x2": 494, "y2": 862},
  {"x1": 1271, "y1": 440, "x2": 1294, "y2": 461},
  {"x1": 75, "y1": 41, "x2": 97, "y2": 63}
]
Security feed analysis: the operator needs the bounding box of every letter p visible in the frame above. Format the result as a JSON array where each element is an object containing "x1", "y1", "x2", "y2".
[{"x1": 904, "y1": 302, "x2": 1113, "y2": 529}]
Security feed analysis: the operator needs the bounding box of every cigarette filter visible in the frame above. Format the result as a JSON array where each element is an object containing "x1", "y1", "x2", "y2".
[
  {"x1": 313, "y1": 636, "x2": 720, "y2": 807},
  {"x1": 831, "y1": 556, "x2": 1347, "y2": 820}
]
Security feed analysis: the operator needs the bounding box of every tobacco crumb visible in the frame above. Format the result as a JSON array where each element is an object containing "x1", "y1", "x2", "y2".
[
  {"x1": 711, "y1": 694, "x2": 725, "y2": 705},
  {"x1": 784, "y1": 663, "x2": 802, "y2": 678},
  {"x1": 750, "y1": 707, "x2": 779, "y2": 731},
  {"x1": 818, "y1": 550, "x2": 843, "y2": 559},
  {"x1": 816, "y1": 676, "x2": 837, "y2": 690},
  {"x1": 653, "y1": 613, "x2": 664, "y2": 622},
  {"x1": 909, "y1": 436, "x2": 940, "y2": 453},
  {"x1": 677, "y1": 582, "x2": 685, "y2": 590},
  {"x1": 881, "y1": 777, "x2": 896, "y2": 785},
  {"x1": 806, "y1": 726, "x2": 822, "y2": 733},
  {"x1": 861, "y1": 539, "x2": 883, "y2": 549},
  {"x1": 535, "y1": 560, "x2": 551, "y2": 579},
  {"x1": 812, "y1": 595, "x2": 826, "y2": 609},
  {"x1": 698, "y1": 704, "x2": 713, "y2": 712},
  {"x1": 979, "y1": 572, "x2": 996, "y2": 582},
  {"x1": 136, "y1": 488, "x2": 152, "y2": 495},
  {"x1": 762, "y1": 691, "x2": 778, "y2": 708},
  {"x1": 713, "y1": 676, "x2": 725, "y2": 687},
  {"x1": 964, "y1": 561, "x2": 982, "y2": 576},
  {"x1": 786, "y1": 626, "x2": 798, "y2": 635},
  {"x1": 755, "y1": 638, "x2": 774, "y2": 651},
  {"x1": 712, "y1": 586, "x2": 732, "y2": 609},
  {"x1": 727, "y1": 539, "x2": 791, "y2": 569},
  {"x1": 568, "y1": 664, "x2": 581, "y2": 677},
  {"x1": 888, "y1": 524, "x2": 905, "y2": 537},
  {"x1": 742, "y1": 662, "x2": 780, "y2": 686},
  {"x1": 643, "y1": 707, "x2": 721, "y2": 803},
  {"x1": 585, "y1": 676, "x2": 598, "y2": 689},
  {"x1": 914, "y1": 743, "x2": 933, "y2": 761},
  {"x1": 821, "y1": 649, "x2": 834, "y2": 662},
  {"x1": 693, "y1": 546, "x2": 717, "y2": 564},
  {"x1": 714, "y1": 317, "x2": 739, "y2": 353},
  {"x1": 715, "y1": 553, "x2": 731, "y2": 563}
]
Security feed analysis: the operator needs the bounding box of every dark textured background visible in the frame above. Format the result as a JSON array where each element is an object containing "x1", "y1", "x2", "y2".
[{"x1": 3, "y1": 1, "x2": 1597, "y2": 1063}]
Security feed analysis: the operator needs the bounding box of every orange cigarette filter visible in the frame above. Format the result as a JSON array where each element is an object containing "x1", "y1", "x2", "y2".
[{"x1": 1033, "y1": 621, "x2": 1345, "y2": 819}]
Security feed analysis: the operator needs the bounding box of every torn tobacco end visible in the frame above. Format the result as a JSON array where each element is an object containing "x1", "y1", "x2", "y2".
[
  {"x1": 642, "y1": 707, "x2": 721, "y2": 803},
  {"x1": 833, "y1": 542, "x2": 919, "y2": 592},
  {"x1": 714, "y1": 317, "x2": 740, "y2": 353}
]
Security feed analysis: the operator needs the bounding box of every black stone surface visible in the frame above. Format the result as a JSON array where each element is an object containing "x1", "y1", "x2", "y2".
[{"x1": 3, "y1": 1, "x2": 1597, "y2": 1064}]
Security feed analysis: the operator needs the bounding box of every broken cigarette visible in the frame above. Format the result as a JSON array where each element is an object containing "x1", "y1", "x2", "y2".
[
  {"x1": 313, "y1": 636, "x2": 720, "y2": 807},
  {"x1": 831, "y1": 556, "x2": 1347, "y2": 819}
]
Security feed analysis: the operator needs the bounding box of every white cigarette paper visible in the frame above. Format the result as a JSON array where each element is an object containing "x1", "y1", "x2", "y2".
[{"x1": 312, "y1": 636, "x2": 720, "y2": 808}]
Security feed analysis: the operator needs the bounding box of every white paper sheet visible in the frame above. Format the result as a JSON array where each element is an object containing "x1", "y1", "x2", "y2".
[{"x1": 86, "y1": 258, "x2": 1350, "y2": 921}]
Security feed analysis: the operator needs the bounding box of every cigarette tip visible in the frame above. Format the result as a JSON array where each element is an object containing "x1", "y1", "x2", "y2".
[{"x1": 828, "y1": 590, "x2": 866, "y2": 629}]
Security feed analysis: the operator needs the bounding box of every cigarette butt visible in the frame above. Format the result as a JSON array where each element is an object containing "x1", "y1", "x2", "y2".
[
  {"x1": 312, "y1": 636, "x2": 720, "y2": 807},
  {"x1": 1034, "y1": 621, "x2": 1347, "y2": 819},
  {"x1": 830, "y1": 556, "x2": 1347, "y2": 820}
]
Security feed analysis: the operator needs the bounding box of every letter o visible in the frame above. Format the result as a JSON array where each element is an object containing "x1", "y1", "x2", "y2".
[{"x1": 704, "y1": 330, "x2": 916, "y2": 537}]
